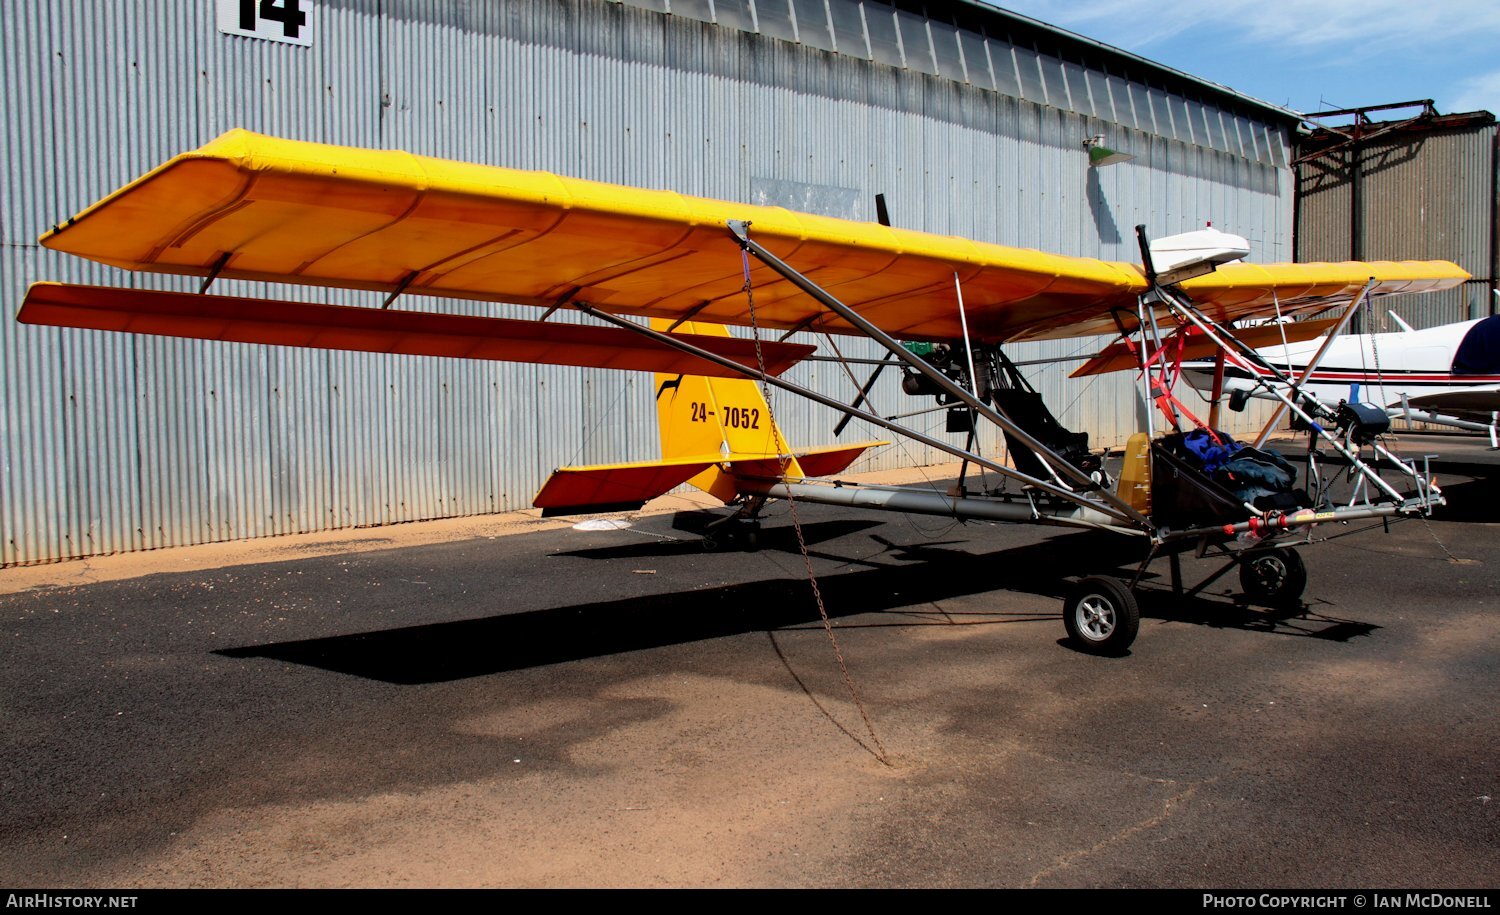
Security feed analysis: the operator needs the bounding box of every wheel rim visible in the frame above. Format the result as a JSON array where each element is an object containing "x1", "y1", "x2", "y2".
[
  {"x1": 1250, "y1": 555, "x2": 1287, "y2": 592},
  {"x1": 1075, "y1": 594, "x2": 1116, "y2": 641}
]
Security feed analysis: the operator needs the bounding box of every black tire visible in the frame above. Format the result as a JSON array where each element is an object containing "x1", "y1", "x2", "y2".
[
  {"x1": 703, "y1": 521, "x2": 760, "y2": 552},
  {"x1": 1063, "y1": 575, "x2": 1140, "y2": 655},
  {"x1": 1238, "y1": 547, "x2": 1307, "y2": 607}
]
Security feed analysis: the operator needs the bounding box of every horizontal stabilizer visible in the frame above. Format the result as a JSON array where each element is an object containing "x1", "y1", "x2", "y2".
[
  {"x1": 1071, "y1": 318, "x2": 1341, "y2": 377},
  {"x1": 18, "y1": 283, "x2": 814, "y2": 377},
  {"x1": 792, "y1": 442, "x2": 887, "y2": 477},
  {"x1": 534, "y1": 442, "x2": 887, "y2": 515},
  {"x1": 534, "y1": 456, "x2": 721, "y2": 516},
  {"x1": 728, "y1": 441, "x2": 886, "y2": 479}
]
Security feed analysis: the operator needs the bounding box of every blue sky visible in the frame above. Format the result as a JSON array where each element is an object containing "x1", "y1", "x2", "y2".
[{"x1": 994, "y1": 0, "x2": 1500, "y2": 117}]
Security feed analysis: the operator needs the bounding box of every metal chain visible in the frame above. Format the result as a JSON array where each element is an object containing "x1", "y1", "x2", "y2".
[
  {"x1": 1421, "y1": 515, "x2": 1465, "y2": 562},
  {"x1": 738, "y1": 245, "x2": 889, "y2": 764}
]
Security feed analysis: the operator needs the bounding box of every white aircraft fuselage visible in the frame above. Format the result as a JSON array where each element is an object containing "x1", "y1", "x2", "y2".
[{"x1": 1183, "y1": 316, "x2": 1500, "y2": 416}]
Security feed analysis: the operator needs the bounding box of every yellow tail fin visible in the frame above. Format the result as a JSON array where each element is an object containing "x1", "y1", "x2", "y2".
[
  {"x1": 531, "y1": 321, "x2": 884, "y2": 515},
  {"x1": 653, "y1": 319, "x2": 803, "y2": 502}
]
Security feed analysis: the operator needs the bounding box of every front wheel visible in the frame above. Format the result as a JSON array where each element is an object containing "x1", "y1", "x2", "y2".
[
  {"x1": 1238, "y1": 547, "x2": 1307, "y2": 607},
  {"x1": 1063, "y1": 575, "x2": 1139, "y2": 655}
]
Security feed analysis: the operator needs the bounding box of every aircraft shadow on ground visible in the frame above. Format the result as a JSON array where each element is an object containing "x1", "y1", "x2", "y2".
[
  {"x1": 1292, "y1": 455, "x2": 1500, "y2": 523},
  {"x1": 1133, "y1": 589, "x2": 1379, "y2": 643},
  {"x1": 550, "y1": 516, "x2": 885, "y2": 560},
  {"x1": 217, "y1": 527, "x2": 1379, "y2": 684},
  {"x1": 1428, "y1": 477, "x2": 1500, "y2": 523}
]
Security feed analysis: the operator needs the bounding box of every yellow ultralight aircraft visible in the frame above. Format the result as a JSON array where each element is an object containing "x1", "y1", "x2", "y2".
[{"x1": 19, "y1": 130, "x2": 1469, "y2": 653}]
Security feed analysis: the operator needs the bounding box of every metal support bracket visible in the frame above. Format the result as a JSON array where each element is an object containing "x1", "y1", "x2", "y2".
[
  {"x1": 833, "y1": 351, "x2": 897, "y2": 437},
  {"x1": 666, "y1": 300, "x2": 713, "y2": 332},
  {"x1": 198, "y1": 253, "x2": 232, "y2": 295},
  {"x1": 381, "y1": 271, "x2": 420, "y2": 310},
  {"x1": 538, "y1": 286, "x2": 583, "y2": 322},
  {"x1": 776, "y1": 313, "x2": 821, "y2": 342},
  {"x1": 1251, "y1": 278, "x2": 1376, "y2": 446}
]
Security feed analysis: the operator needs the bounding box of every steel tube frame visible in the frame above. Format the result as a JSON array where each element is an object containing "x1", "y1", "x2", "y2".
[
  {"x1": 1229, "y1": 387, "x2": 1500, "y2": 444},
  {"x1": 1153, "y1": 288, "x2": 1413, "y2": 505},
  {"x1": 738, "y1": 480, "x2": 1136, "y2": 535},
  {"x1": 1112, "y1": 308, "x2": 1156, "y2": 438},
  {"x1": 1162, "y1": 501, "x2": 1406, "y2": 541},
  {"x1": 726, "y1": 220, "x2": 1152, "y2": 529},
  {"x1": 822, "y1": 339, "x2": 892, "y2": 437},
  {"x1": 572, "y1": 303, "x2": 1143, "y2": 528},
  {"x1": 883, "y1": 403, "x2": 954, "y2": 422}
]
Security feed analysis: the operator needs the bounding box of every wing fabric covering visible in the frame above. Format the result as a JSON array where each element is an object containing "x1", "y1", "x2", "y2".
[
  {"x1": 17, "y1": 282, "x2": 814, "y2": 378},
  {"x1": 39, "y1": 130, "x2": 1469, "y2": 346}
]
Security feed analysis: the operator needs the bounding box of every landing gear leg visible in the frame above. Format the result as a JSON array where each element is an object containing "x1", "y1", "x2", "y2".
[{"x1": 702, "y1": 497, "x2": 766, "y2": 552}]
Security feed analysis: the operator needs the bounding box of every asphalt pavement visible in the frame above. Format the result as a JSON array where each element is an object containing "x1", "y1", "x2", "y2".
[{"x1": 1, "y1": 438, "x2": 1496, "y2": 887}]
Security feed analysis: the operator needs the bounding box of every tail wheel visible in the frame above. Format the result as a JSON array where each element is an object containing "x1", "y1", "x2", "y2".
[
  {"x1": 701, "y1": 519, "x2": 761, "y2": 552},
  {"x1": 1063, "y1": 575, "x2": 1139, "y2": 655},
  {"x1": 1238, "y1": 547, "x2": 1307, "y2": 607}
]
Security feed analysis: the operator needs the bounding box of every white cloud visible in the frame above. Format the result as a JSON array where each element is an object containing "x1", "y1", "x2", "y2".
[
  {"x1": 998, "y1": 0, "x2": 1500, "y2": 54},
  {"x1": 1449, "y1": 68, "x2": 1500, "y2": 113}
]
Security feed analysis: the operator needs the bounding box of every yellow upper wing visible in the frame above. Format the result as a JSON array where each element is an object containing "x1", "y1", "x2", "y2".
[
  {"x1": 1019, "y1": 261, "x2": 1472, "y2": 343},
  {"x1": 41, "y1": 130, "x2": 1468, "y2": 343}
]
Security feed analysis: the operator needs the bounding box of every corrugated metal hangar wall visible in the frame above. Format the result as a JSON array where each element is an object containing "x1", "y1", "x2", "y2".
[
  {"x1": 1295, "y1": 108, "x2": 1498, "y2": 331},
  {"x1": 1, "y1": 0, "x2": 1295, "y2": 565}
]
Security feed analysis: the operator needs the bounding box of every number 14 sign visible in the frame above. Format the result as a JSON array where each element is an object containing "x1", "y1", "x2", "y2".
[{"x1": 218, "y1": 0, "x2": 313, "y2": 47}]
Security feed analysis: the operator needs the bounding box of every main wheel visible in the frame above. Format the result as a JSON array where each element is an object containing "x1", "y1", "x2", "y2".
[
  {"x1": 1238, "y1": 547, "x2": 1307, "y2": 607},
  {"x1": 1063, "y1": 575, "x2": 1140, "y2": 655}
]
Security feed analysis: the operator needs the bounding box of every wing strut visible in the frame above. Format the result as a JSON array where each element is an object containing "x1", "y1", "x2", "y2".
[
  {"x1": 725, "y1": 220, "x2": 1153, "y2": 530},
  {"x1": 1248, "y1": 281, "x2": 1372, "y2": 447},
  {"x1": 831, "y1": 351, "x2": 895, "y2": 437},
  {"x1": 573, "y1": 302, "x2": 1140, "y2": 529},
  {"x1": 198, "y1": 252, "x2": 231, "y2": 295}
]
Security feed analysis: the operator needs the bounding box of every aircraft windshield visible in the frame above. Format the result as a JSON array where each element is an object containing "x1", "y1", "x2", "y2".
[{"x1": 1452, "y1": 315, "x2": 1500, "y2": 374}]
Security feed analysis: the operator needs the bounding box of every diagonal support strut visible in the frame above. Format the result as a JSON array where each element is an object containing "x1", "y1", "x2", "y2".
[
  {"x1": 725, "y1": 219, "x2": 1153, "y2": 529},
  {"x1": 572, "y1": 302, "x2": 1142, "y2": 529}
]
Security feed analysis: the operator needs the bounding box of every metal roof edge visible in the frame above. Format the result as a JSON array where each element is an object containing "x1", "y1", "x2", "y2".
[{"x1": 945, "y1": 0, "x2": 1303, "y2": 124}]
